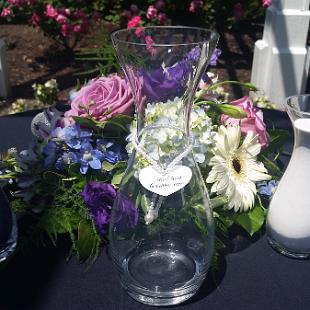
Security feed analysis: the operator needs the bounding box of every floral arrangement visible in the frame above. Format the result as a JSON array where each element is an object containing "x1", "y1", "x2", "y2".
[{"x1": 0, "y1": 51, "x2": 286, "y2": 263}]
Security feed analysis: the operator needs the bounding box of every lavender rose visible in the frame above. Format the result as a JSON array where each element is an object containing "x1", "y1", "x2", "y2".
[
  {"x1": 221, "y1": 96, "x2": 269, "y2": 148},
  {"x1": 65, "y1": 74, "x2": 134, "y2": 121}
]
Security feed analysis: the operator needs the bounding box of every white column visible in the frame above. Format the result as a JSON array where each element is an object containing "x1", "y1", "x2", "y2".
[
  {"x1": 0, "y1": 39, "x2": 11, "y2": 99},
  {"x1": 251, "y1": 0, "x2": 310, "y2": 108}
]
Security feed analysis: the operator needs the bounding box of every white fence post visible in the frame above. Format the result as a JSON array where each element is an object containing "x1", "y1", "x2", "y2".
[
  {"x1": 251, "y1": 0, "x2": 310, "y2": 108},
  {"x1": 0, "y1": 39, "x2": 11, "y2": 99}
]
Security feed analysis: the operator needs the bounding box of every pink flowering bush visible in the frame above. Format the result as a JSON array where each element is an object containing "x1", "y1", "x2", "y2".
[
  {"x1": 120, "y1": 0, "x2": 269, "y2": 29},
  {"x1": 0, "y1": 1, "x2": 103, "y2": 50},
  {"x1": 221, "y1": 96, "x2": 269, "y2": 148},
  {"x1": 65, "y1": 75, "x2": 134, "y2": 121}
]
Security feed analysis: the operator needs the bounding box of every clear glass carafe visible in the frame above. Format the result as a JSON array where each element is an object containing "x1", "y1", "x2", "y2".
[
  {"x1": 267, "y1": 95, "x2": 310, "y2": 259},
  {"x1": 109, "y1": 26, "x2": 219, "y2": 305},
  {"x1": 0, "y1": 189, "x2": 17, "y2": 262}
]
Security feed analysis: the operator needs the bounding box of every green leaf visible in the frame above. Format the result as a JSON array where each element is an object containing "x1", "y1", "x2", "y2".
[
  {"x1": 68, "y1": 163, "x2": 82, "y2": 177},
  {"x1": 99, "y1": 114, "x2": 133, "y2": 134},
  {"x1": 102, "y1": 160, "x2": 127, "y2": 172},
  {"x1": 242, "y1": 82, "x2": 259, "y2": 91},
  {"x1": 76, "y1": 220, "x2": 100, "y2": 263},
  {"x1": 210, "y1": 195, "x2": 228, "y2": 208},
  {"x1": 141, "y1": 193, "x2": 150, "y2": 214},
  {"x1": 214, "y1": 104, "x2": 247, "y2": 118},
  {"x1": 111, "y1": 169, "x2": 125, "y2": 187},
  {"x1": 263, "y1": 129, "x2": 289, "y2": 154},
  {"x1": 102, "y1": 161, "x2": 115, "y2": 172},
  {"x1": 73, "y1": 116, "x2": 98, "y2": 131},
  {"x1": 235, "y1": 205, "x2": 265, "y2": 236}
]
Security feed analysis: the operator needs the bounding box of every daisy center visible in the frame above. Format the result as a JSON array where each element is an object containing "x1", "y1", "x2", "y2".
[{"x1": 232, "y1": 158, "x2": 242, "y2": 174}]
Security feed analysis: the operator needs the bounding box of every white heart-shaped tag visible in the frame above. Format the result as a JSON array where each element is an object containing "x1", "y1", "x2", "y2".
[{"x1": 139, "y1": 165, "x2": 192, "y2": 196}]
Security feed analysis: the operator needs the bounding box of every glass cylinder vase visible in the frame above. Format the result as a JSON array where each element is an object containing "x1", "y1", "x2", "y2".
[
  {"x1": 267, "y1": 94, "x2": 310, "y2": 259},
  {"x1": 109, "y1": 26, "x2": 219, "y2": 306}
]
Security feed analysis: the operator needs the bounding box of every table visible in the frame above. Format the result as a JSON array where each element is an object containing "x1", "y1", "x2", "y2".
[{"x1": 0, "y1": 109, "x2": 309, "y2": 310}]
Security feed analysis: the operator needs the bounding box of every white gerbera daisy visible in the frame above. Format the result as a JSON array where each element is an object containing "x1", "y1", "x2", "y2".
[{"x1": 206, "y1": 125, "x2": 271, "y2": 212}]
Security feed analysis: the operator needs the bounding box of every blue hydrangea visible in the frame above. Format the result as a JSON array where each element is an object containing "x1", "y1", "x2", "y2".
[
  {"x1": 78, "y1": 142, "x2": 103, "y2": 174},
  {"x1": 96, "y1": 139, "x2": 125, "y2": 164},
  {"x1": 43, "y1": 141, "x2": 58, "y2": 168},
  {"x1": 55, "y1": 152, "x2": 79, "y2": 170},
  {"x1": 51, "y1": 125, "x2": 92, "y2": 149},
  {"x1": 257, "y1": 180, "x2": 278, "y2": 197}
]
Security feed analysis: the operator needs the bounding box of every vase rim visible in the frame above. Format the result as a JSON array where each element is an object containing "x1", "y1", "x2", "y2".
[
  {"x1": 111, "y1": 26, "x2": 219, "y2": 47},
  {"x1": 285, "y1": 94, "x2": 310, "y2": 116}
]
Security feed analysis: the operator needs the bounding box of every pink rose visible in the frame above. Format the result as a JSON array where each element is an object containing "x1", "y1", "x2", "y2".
[
  {"x1": 262, "y1": 0, "x2": 272, "y2": 7},
  {"x1": 31, "y1": 12, "x2": 41, "y2": 26},
  {"x1": 65, "y1": 75, "x2": 134, "y2": 121},
  {"x1": 1, "y1": 7, "x2": 13, "y2": 18},
  {"x1": 56, "y1": 14, "x2": 68, "y2": 24},
  {"x1": 45, "y1": 4, "x2": 58, "y2": 18},
  {"x1": 57, "y1": 8, "x2": 71, "y2": 16},
  {"x1": 189, "y1": 0, "x2": 204, "y2": 13},
  {"x1": 135, "y1": 26, "x2": 144, "y2": 38},
  {"x1": 146, "y1": 5, "x2": 157, "y2": 20},
  {"x1": 127, "y1": 15, "x2": 141, "y2": 28},
  {"x1": 73, "y1": 24, "x2": 82, "y2": 33},
  {"x1": 221, "y1": 96, "x2": 269, "y2": 148},
  {"x1": 61, "y1": 23, "x2": 73, "y2": 37}
]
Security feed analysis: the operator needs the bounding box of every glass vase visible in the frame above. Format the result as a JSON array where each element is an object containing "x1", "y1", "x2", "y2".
[
  {"x1": 0, "y1": 188, "x2": 17, "y2": 262},
  {"x1": 267, "y1": 94, "x2": 310, "y2": 258},
  {"x1": 109, "y1": 26, "x2": 219, "y2": 306}
]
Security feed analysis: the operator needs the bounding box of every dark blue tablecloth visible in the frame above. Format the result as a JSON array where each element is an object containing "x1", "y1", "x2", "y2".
[{"x1": 0, "y1": 109, "x2": 309, "y2": 310}]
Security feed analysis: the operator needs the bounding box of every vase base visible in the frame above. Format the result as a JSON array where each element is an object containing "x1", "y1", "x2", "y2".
[
  {"x1": 0, "y1": 213, "x2": 17, "y2": 263},
  {"x1": 126, "y1": 289, "x2": 195, "y2": 306},
  {"x1": 267, "y1": 235, "x2": 310, "y2": 259},
  {"x1": 120, "y1": 248, "x2": 205, "y2": 306}
]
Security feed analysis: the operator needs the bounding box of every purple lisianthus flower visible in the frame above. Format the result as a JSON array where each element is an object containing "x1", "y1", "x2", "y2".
[
  {"x1": 209, "y1": 48, "x2": 221, "y2": 66},
  {"x1": 257, "y1": 180, "x2": 278, "y2": 197},
  {"x1": 81, "y1": 182, "x2": 138, "y2": 235},
  {"x1": 78, "y1": 142, "x2": 103, "y2": 174},
  {"x1": 185, "y1": 47, "x2": 201, "y2": 62},
  {"x1": 81, "y1": 182, "x2": 116, "y2": 235},
  {"x1": 114, "y1": 192, "x2": 139, "y2": 231},
  {"x1": 140, "y1": 67, "x2": 185, "y2": 102}
]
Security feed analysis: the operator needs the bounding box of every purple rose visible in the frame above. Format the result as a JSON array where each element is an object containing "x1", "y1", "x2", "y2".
[{"x1": 65, "y1": 74, "x2": 134, "y2": 121}]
